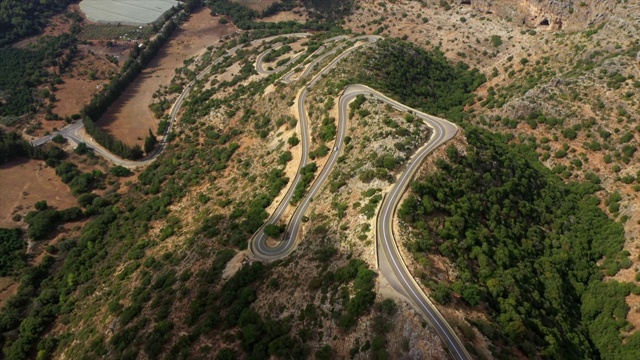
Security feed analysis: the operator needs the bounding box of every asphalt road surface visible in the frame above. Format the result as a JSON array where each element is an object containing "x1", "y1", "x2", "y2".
[
  {"x1": 255, "y1": 41, "x2": 306, "y2": 75},
  {"x1": 31, "y1": 33, "x2": 311, "y2": 167},
  {"x1": 250, "y1": 39, "x2": 471, "y2": 360},
  {"x1": 31, "y1": 32, "x2": 470, "y2": 359},
  {"x1": 250, "y1": 35, "x2": 380, "y2": 258},
  {"x1": 358, "y1": 84, "x2": 470, "y2": 360}
]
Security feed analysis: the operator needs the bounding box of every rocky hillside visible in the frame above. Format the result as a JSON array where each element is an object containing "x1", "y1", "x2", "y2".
[
  {"x1": 346, "y1": 0, "x2": 640, "y2": 357},
  {"x1": 467, "y1": 0, "x2": 618, "y2": 30},
  {"x1": 2, "y1": 0, "x2": 640, "y2": 359}
]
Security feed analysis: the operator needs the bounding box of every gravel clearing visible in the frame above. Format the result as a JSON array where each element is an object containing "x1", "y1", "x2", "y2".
[{"x1": 79, "y1": 0, "x2": 179, "y2": 25}]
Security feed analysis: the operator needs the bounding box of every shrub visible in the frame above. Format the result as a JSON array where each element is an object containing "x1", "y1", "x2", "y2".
[
  {"x1": 288, "y1": 134, "x2": 299, "y2": 147},
  {"x1": 52, "y1": 134, "x2": 66, "y2": 144},
  {"x1": 490, "y1": 35, "x2": 503, "y2": 47},
  {"x1": 110, "y1": 165, "x2": 132, "y2": 177},
  {"x1": 0, "y1": 228, "x2": 26, "y2": 276},
  {"x1": 263, "y1": 224, "x2": 284, "y2": 238},
  {"x1": 34, "y1": 200, "x2": 48, "y2": 211}
]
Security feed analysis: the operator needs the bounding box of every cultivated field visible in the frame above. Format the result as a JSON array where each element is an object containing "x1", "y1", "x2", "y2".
[
  {"x1": 79, "y1": 0, "x2": 179, "y2": 25},
  {"x1": 98, "y1": 8, "x2": 237, "y2": 146},
  {"x1": 79, "y1": 24, "x2": 154, "y2": 41}
]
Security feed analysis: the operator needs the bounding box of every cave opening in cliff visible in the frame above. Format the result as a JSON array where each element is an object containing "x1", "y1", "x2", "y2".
[{"x1": 539, "y1": 19, "x2": 550, "y2": 26}]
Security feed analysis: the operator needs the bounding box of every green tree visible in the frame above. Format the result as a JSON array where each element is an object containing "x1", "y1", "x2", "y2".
[
  {"x1": 144, "y1": 129, "x2": 158, "y2": 155},
  {"x1": 109, "y1": 165, "x2": 131, "y2": 177},
  {"x1": 263, "y1": 224, "x2": 284, "y2": 238},
  {"x1": 288, "y1": 133, "x2": 299, "y2": 147},
  {"x1": 34, "y1": 201, "x2": 48, "y2": 211},
  {"x1": 52, "y1": 134, "x2": 66, "y2": 144},
  {"x1": 0, "y1": 228, "x2": 26, "y2": 276},
  {"x1": 74, "y1": 142, "x2": 88, "y2": 155}
]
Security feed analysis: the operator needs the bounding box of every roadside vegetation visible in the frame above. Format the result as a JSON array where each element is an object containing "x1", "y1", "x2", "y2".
[
  {"x1": 3, "y1": 0, "x2": 639, "y2": 359},
  {"x1": 0, "y1": 34, "x2": 77, "y2": 119},
  {"x1": 399, "y1": 126, "x2": 638, "y2": 359},
  {"x1": 0, "y1": 0, "x2": 76, "y2": 47},
  {"x1": 209, "y1": 0, "x2": 338, "y2": 34},
  {"x1": 356, "y1": 38, "x2": 486, "y2": 122}
]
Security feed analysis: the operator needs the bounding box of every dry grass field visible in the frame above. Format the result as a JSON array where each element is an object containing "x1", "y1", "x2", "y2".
[
  {"x1": 97, "y1": 8, "x2": 237, "y2": 146},
  {"x1": 0, "y1": 159, "x2": 77, "y2": 229},
  {"x1": 233, "y1": 0, "x2": 280, "y2": 12}
]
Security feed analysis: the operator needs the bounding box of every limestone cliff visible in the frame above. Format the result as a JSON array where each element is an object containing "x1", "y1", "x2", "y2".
[{"x1": 462, "y1": 0, "x2": 615, "y2": 30}]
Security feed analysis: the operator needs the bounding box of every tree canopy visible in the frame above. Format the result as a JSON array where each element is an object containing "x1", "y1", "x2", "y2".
[
  {"x1": 0, "y1": 228, "x2": 26, "y2": 277},
  {"x1": 400, "y1": 126, "x2": 637, "y2": 358},
  {"x1": 357, "y1": 39, "x2": 485, "y2": 121},
  {"x1": 0, "y1": 0, "x2": 76, "y2": 47}
]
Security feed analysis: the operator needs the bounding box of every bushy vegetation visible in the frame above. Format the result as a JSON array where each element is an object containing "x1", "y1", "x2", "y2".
[
  {"x1": 0, "y1": 152, "x2": 177, "y2": 357},
  {"x1": 24, "y1": 207, "x2": 83, "y2": 241},
  {"x1": 0, "y1": 0, "x2": 75, "y2": 46},
  {"x1": 262, "y1": 44, "x2": 292, "y2": 63},
  {"x1": 291, "y1": 162, "x2": 317, "y2": 205},
  {"x1": 55, "y1": 161, "x2": 104, "y2": 196},
  {"x1": 109, "y1": 165, "x2": 132, "y2": 177},
  {"x1": 0, "y1": 34, "x2": 77, "y2": 117},
  {"x1": 357, "y1": 39, "x2": 485, "y2": 121},
  {"x1": 0, "y1": 130, "x2": 45, "y2": 164},
  {"x1": 0, "y1": 229, "x2": 26, "y2": 276},
  {"x1": 216, "y1": 166, "x2": 289, "y2": 249},
  {"x1": 302, "y1": 0, "x2": 353, "y2": 21},
  {"x1": 335, "y1": 259, "x2": 377, "y2": 328},
  {"x1": 399, "y1": 127, "x2": 636, "y2": 358},
  {"x1": 209, "y1": 0, "x2": 337, "y2": 33}
]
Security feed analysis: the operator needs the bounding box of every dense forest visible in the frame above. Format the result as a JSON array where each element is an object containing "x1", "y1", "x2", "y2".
[
  {"x1": 0, "y1": 0, "x2": 76, "y2": 47},
  {"x1": 302, "y1": 0, "x2": 353, "y2": 21},
  {"x1": 0, "y1": 129, "x2": 45, "y2": 163},
  {"x1": 357, "y1": 39, "x2": 486, "y2": 122},
  {"x1": 399, "y1": 127, "x2": 639, "y2": 359},
  {"x1": 0, "y1": 229, "x2": 26, "y2": 277},
  {"x1": 0, "y1": 34, "x2": 77, "y2": 117}
]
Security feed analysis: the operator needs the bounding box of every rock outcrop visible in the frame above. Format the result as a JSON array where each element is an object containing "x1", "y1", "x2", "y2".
[{"x1": 464, "y1": 0, "x2": 615, "y2": 30}]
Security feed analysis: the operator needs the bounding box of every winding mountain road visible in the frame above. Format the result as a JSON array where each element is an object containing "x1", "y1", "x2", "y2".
[
  {"x1": 31, "y1": 31, "x2": 471, "y2": 359},
  {"x1": 255, "y1": 43, "x2": 304, "y2": 75},
  {"x1": 360, "y1": 84, "x2": 469, "y2": 360},
  {"x1": 249, "y1": 38, "x2": 471, "y2": 360},
  {"x1": 250, "y1": 35, "x2": 380, "y2": 258},
  {"x1": 31, "y1": 33, "x2": 311, "y2": 168}
]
